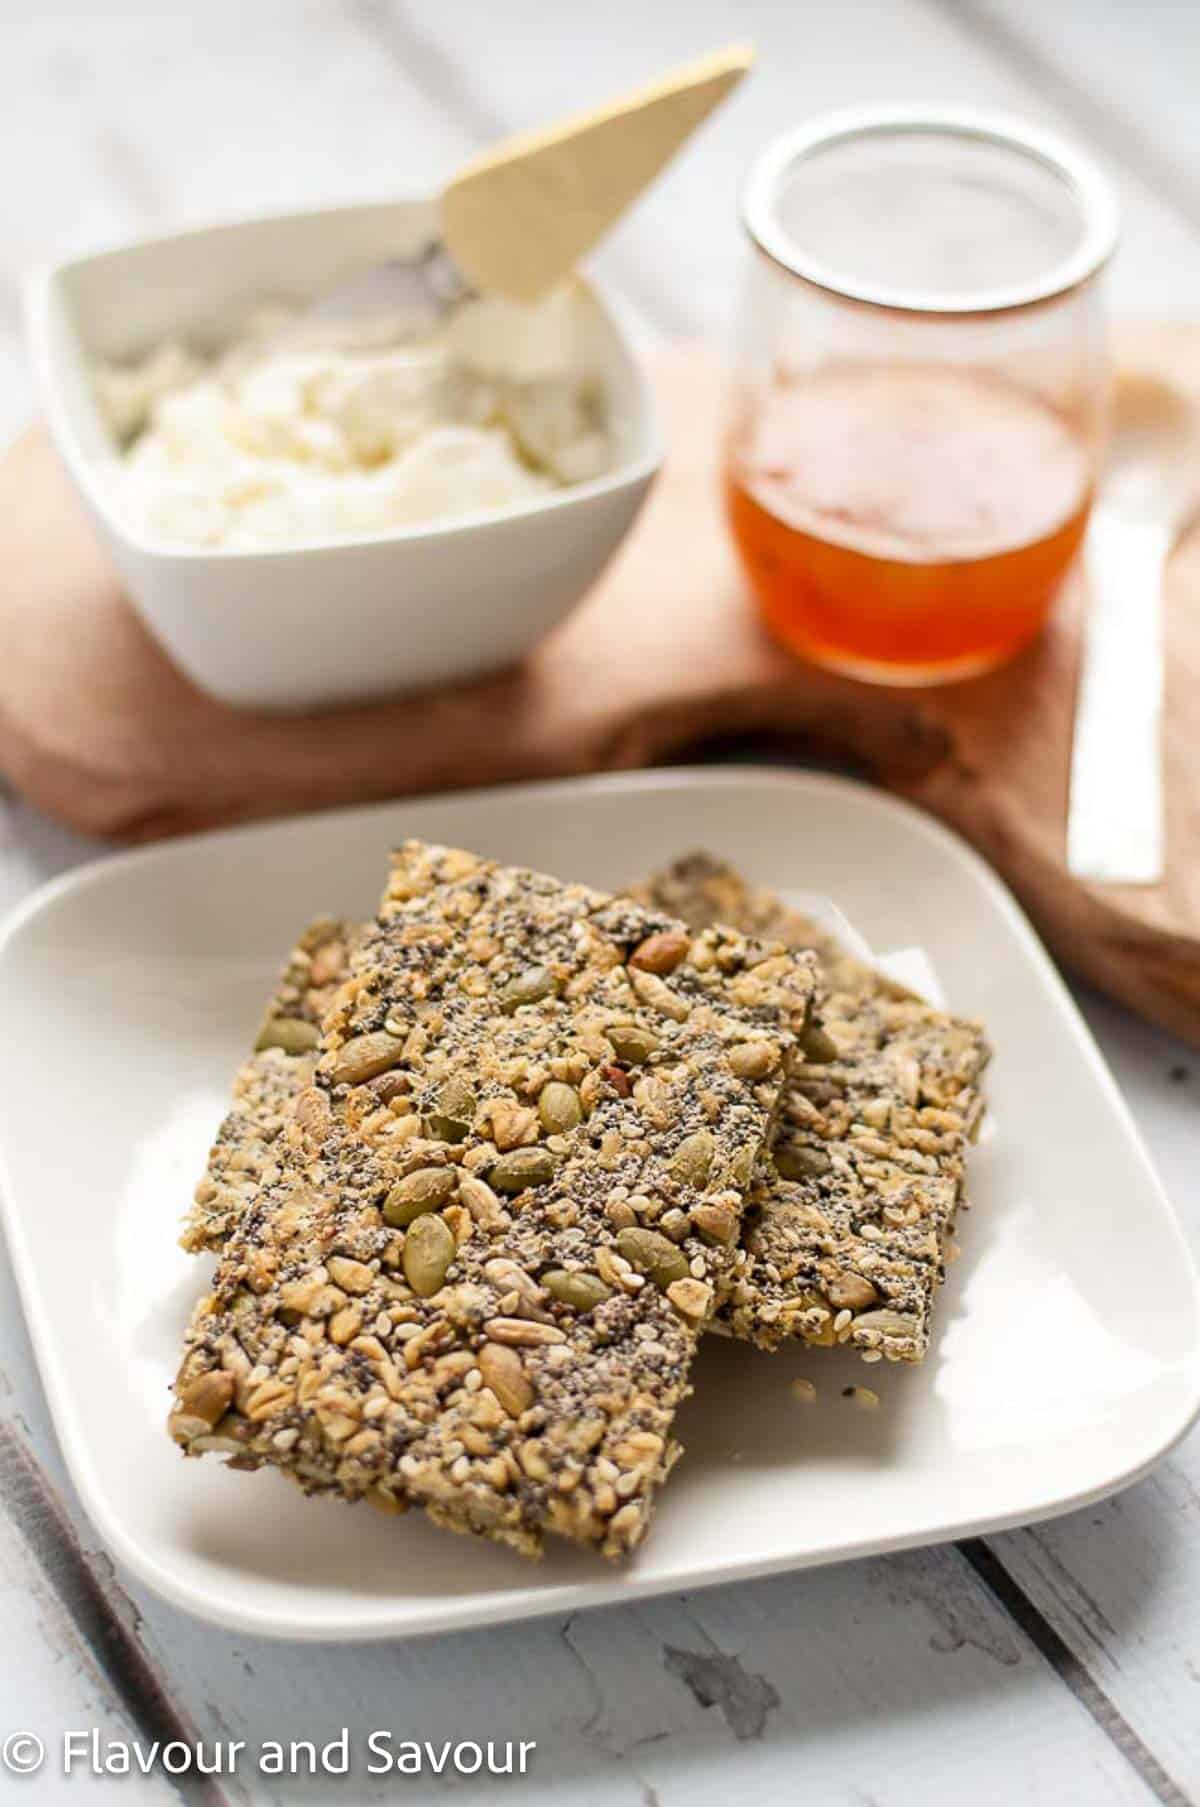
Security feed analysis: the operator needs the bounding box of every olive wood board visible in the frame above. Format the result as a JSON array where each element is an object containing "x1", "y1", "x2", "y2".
[{"x1": 1, "y1": 332, "x2": 1197, "y2": 1044}]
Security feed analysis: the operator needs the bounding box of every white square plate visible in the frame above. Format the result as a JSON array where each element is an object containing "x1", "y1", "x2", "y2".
[{"x1": 1, "y1": 769, "x2": 1196, "y2": 1642}]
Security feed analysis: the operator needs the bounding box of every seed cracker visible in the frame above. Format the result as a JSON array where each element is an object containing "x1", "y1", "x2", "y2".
[
  {"x1": 171, "y1": 841, "x2": 816, "y2": 1558},
  {"x1": 636, "y1": 852, "x2": 990, "y2": 1363},
  {"x1": 184, "y1": 916, "x2": 357, "y2": 1255}
]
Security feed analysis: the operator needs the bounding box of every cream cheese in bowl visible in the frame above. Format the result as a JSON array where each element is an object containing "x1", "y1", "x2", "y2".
[
  {"x1": 92, "y1": 288, "x2": 612, "y2": 551},
  {"x1": 30, "y1": 197, "x2": 660, "y2": 707}
]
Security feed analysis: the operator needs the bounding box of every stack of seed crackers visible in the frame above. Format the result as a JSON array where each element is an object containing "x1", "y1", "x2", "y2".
[{"x1": 171, "y1": 843, "x2": 988, "y2": 1561}]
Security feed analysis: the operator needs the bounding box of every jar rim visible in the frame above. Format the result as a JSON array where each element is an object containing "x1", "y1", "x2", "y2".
[{"x1": 741, "y1": 105, "x2": 1118, "y2": 317}]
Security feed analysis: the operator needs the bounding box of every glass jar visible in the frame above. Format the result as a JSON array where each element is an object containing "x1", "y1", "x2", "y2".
[{"x1": 725, "y1": 107, "x2": 1118, "y2": 684}]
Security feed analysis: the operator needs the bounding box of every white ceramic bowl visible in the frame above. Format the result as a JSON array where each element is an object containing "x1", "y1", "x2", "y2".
[{"x1": 25, "y1": 200, "x2": 662, "y2": 711}]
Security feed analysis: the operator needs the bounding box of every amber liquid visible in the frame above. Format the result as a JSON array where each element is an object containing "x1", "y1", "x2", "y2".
[{"x1": 727, "y1": 362, "x2": 1093, "y2": 682}]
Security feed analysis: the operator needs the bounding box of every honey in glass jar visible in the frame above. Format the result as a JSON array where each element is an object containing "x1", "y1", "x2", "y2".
[{"x1": 727, "y1": 110, "x2": 1116, "y2": 684}]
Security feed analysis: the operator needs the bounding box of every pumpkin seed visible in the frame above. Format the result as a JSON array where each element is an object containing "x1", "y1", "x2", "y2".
[
  {"x1": 327, "y1": 1030, "x2": 405, "y2": 1087},
  {"x1": 542, "y1": 1269, "x2": 611, "y2": 1311},
  {"x1": 537, "y1": 1080, "x2": 583, "y2": 1135},
  {"x1": 489, "y1": 1147, "x2": 557, "y2": 1194},
  {"x1": 689, "y1": 1201, "x2": 738, "y2": 1245},
  {"x1": 801, "y1": 1020, "x2": 839, "y2": 1064},
  {"x1": 616, "y1": 1227, "x2": 689, "y2": 1289},
  {"x1": 498, "y1": 965, "x2": 558, "y2": 1013},
  {"x1": 403, "y1": 1213, "x2": 455, "y2": 1297},
  {"x1": 255, "y1": 1015, "x2": 319, "y2": 1055},
  {"x1": 776, "y1": 1144, "x2": 831, "y2": 1180},
  {"x1": 383, "y1": 1167, "x2": 456, "y2": 1227},
  {"x1": 607, "y1": 1023, "x2": 660, "y2": 1065},
  {"x1": 670, "y1": 1129, "x2": 715, "y2": 1189}
]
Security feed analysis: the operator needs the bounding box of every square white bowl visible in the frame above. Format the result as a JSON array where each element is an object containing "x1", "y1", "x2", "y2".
[
  {"x1": 25, "y1": 199, "x2": 662, "y2": 710},
  {"x1": 0, "y1": 769, "x2": 1196, "y2": 1642}
]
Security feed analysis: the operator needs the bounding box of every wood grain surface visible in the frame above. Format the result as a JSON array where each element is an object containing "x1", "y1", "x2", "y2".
[
  {"x1": 4, "y1": 333, "x2": 1199, "y2": 1041},
  {"x1": 1, "y1": 5, "x2": 1198, "y2": 1805}
]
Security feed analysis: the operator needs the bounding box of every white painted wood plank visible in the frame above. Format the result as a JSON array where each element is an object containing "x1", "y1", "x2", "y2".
[
  {"x1": 0, "y1": 1454, "x2": 178, "y2": 1801},
  {"x1": 0, "y1": 2, "x2": 1196, "y2": 1799},
  {"x1": 0, "y1": 2, "x2": 471, "y2": 258},
  {"x1": 989, "y1": 990, "x2": 1200, "y2": 1802},
  {"x1": 564, "y1": 1577, "x2": 1155, "y2": 1806},
  {"x1": 319, "y1": 9, "x2": 1200, "y2": 1779},
  {"x1": 0, "y1": 0, "x2": 486, "y2": 448},
  {"x1": 0, "y1": 1228, "x2": 1161, "y2": 1807},
  {"x1": 0, "y1": 789, "x2": 1169, "y2": 1807},
  {"x1": 995, "y1": 1478, "x2": 1200, "y2": 1806},
  {"x1": 960, "y1": 0, "x2": 1200, "y2": 227},
  {"x1": 6, "y1": 0, "x2": 1199, "y2": 441},
  {"x1": 0, "y1": 798, "x2": 100, "y2": 916},
  {"x1": 389, "y1": 0, "x2": 1200, "y2": 336}
]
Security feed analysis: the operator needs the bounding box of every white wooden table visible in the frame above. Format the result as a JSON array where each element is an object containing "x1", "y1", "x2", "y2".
[{"x1": 1, "y1": 5, "x2": 1198, "y2": 1801}]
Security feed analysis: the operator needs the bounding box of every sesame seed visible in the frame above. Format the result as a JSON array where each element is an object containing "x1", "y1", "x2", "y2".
[
  {"x1": 789, "y1": 1377, "x2": 817, "y2": 1404},
  {"x1": 860, "y1": 1350, "x2": 883, "y2": 1364},
  {"x1": 833, "y1": 1308, "x2": 852, "y2": 1333},
  {"x1": 842, "y1": 1385, "x2": 880, "y2": 1411}
]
